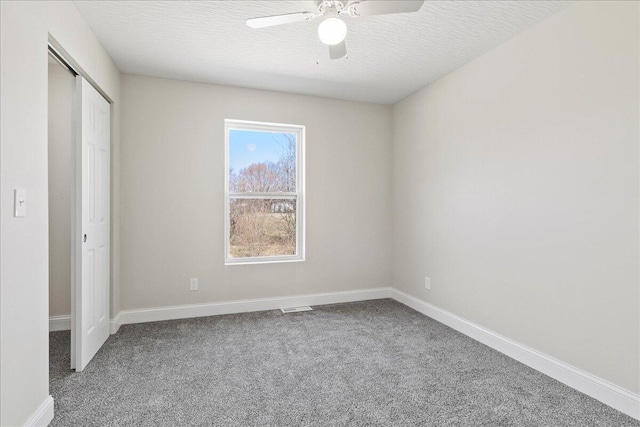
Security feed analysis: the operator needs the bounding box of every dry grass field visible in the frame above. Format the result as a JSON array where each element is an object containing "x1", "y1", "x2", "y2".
[{"x1": 229, "y1": 200, "x2": 296, "y2": 258}]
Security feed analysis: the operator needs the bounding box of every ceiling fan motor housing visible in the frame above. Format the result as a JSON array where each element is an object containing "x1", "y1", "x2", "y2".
[{"x1": 318, "y1": 1, "x2": 345, "y2": 15}]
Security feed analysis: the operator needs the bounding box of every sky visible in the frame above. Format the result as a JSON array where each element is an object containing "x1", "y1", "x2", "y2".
[{"x1": 229, "y1": 130, "x2": 295, "y2": 173}]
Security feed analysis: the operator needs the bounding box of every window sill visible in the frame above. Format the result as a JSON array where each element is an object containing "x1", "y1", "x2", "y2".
[{"x1": 224, "y1": 257, "x2": 305, "y2": 266}]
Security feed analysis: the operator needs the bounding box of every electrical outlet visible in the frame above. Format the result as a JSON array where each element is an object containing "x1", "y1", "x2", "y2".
[
  {"x1": 424, "y1": 276, "x2": 431, "y2": 290},
  {"x1": 189, "y1": 278, "x2": 199, "y2": 291}
]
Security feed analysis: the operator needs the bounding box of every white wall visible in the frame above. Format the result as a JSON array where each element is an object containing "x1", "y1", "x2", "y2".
[
  {"x1": 48, "y1": 60, "x2": 75, "y2": 317},
  {"x1": 120, "y1": 74, "x2": 391, "y2": 310},
  {"x1": 0, "y1": 2, "x2": 121, "y2": 425},
  {"x1": 391, "y1": 0, "x2": 639, "y2": 394},
  {"x1": 1, "y1": 3, "x2": 49, "y2": 425}
]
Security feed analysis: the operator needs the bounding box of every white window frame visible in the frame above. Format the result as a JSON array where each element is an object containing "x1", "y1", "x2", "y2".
[{"x1": 224, "y1": 119, "x2": 305, "y2": 265}]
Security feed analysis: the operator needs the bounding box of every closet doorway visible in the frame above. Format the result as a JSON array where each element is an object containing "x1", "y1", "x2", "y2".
[{"x1": 48, "y1": 48, "x2": 111, "y2": 372}]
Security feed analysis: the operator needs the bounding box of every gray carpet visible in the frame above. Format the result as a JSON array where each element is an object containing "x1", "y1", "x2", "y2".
[{"x1": 50, "y1": 299, "x2": 638, "y2": 426}]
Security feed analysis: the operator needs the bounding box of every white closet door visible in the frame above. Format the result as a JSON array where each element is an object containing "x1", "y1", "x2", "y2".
[{"x1": 73, "y1": 76, "x2": 110, "y2": 372}]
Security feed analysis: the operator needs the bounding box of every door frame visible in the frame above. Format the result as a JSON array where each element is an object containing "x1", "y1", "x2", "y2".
[{"x1": 48, "y1": 37, "x2": 114, "y2": 370}]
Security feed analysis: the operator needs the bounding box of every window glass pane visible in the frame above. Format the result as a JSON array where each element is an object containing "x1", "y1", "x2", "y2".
[
  {"x1": 229, "y1": 198, "x2": 297, "y2": 258},
  {"x1": 228, "y1": 130, "x2": 296, "y2": 193}
]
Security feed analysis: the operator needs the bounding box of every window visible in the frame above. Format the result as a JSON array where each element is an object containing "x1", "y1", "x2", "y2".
[{"x1": 224, "y1": 119, "x2": 305, "y2": 265}]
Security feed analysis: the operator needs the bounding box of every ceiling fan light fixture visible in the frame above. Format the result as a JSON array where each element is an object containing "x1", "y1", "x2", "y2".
[{"x1": 317, "y1": 17, "x2": 347, "y2": 45}]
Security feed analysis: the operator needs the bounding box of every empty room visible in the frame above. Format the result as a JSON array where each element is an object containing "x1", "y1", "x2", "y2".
[{"x1": 1, "y1": 0, "x2": 639, "y2": 425}]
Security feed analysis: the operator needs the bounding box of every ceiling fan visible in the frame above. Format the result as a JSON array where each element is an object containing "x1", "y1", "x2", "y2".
[{"x1": 246, "y1": 0, "x2": 425, "y2": 60}]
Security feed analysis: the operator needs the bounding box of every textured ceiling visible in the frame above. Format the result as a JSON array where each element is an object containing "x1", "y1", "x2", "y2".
[{"x1": 74, "y1": 0, "x2": 571, "y2": 104}]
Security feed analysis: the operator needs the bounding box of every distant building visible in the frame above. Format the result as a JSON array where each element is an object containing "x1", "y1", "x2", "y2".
[{"x1": 270, "y1": 201, "x2": 295, "y2": 213}]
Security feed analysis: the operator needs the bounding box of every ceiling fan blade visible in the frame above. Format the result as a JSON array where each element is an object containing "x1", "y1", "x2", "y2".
[
  {"x1": 247, "y1": 12, "x2": 315, "y2": 29},
  {"x1": 329, "y1": 40, "x2": 347, "y2": 60},
  {"x1": 346, "y1": 0, "x2": 424, "y2": 17}
]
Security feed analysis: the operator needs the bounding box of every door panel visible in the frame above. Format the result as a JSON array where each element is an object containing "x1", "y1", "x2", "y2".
[{"x1": 73, "y1": 76, "x2": 110, "y2": 372}]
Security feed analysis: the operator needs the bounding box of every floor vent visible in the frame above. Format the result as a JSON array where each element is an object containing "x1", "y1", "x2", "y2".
[{"x1": 280, "y1": 306, "x2": 313, "y2": 313}]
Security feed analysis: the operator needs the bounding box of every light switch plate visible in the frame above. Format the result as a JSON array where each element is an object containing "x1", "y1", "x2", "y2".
[{"x1": 14, "y1": 189, "x2": 26, "y2": 217}]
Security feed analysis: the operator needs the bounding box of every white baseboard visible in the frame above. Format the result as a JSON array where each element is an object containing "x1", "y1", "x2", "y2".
[
  {"x1": 115, "y1": 287, "x2": 391, "y2": 327},
  {"x1": 110, "y1": 311, "x2": 122, "y2": 334},
  {"x1": 24, "y1": 395, "x2": 54, "y2": 427},
  {"x1": 49, "y1": 315, "x2": 71, "y2": 332},
  {"x1": 49, "y1": 313, "x2": 123, "y2": 334},
  {"x1": 388, "y1": 288, "x2": 640, "y2": 421}
]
